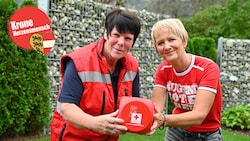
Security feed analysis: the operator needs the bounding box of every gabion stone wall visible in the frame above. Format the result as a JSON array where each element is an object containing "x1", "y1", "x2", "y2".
[
  {"x1": 48, "y1": 1, "x2": 250, "y2": 110},
  {"x1": 48, "y1": 0, "x2": 169, "y2": 109},
  {"x1": 218, "y1": 37, "x2": 250, "y2": 108}
]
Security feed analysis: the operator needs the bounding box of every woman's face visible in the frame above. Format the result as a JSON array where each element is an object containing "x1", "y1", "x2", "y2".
[
  {"x1": 154, "y1": 28, "x2": 187, "y2": 62},
  {"x1": 104, "y1": 27, "x2": 134, "y2": 61}
]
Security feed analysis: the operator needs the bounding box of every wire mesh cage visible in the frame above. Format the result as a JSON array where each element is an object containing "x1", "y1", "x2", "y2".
[{"x1": 47, "y1": 0, "x2": 169, "y2": 109}]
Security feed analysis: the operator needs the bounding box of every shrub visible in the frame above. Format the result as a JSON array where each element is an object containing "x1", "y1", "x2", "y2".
[
  {"x1": 0, "y1": 0, "x2": 51, "y2": 138},
  {"x1": 186, "y1": 37, "x2": 218, "y2": 63},
  {"x1": 222, "y1": 104, "x2": 250, "y2": 130}
]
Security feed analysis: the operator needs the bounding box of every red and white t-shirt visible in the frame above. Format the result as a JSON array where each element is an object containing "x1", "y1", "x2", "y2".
[{"x1": 154, "y1": 55, "x2": 222, "y2": 132}]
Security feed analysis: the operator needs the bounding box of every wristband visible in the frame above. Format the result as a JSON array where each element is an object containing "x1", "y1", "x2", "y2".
[{"x1": 159, "y1": 113, "x2": 166, "y2": 130}]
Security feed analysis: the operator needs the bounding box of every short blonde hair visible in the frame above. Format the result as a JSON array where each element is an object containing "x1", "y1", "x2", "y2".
[{"x1": 151, "y1": 18, "x2": 188, "y2": 46}]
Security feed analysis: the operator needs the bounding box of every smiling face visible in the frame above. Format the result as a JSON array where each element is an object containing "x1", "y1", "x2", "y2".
[
  {"x1": 103, "y1": 27, "x2": 134, "y2": 62},
  {"x1": 154, "y1": 28, "x2": 187, "y2": 62},
  {"x1": 151, "y1": 19, "x2": 188, "y2": 63}
]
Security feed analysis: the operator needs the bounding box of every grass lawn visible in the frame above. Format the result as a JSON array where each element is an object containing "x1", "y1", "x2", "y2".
[
  {"x1": 119, "y1": 128, "x2": 250, "y2": 141},
  {"x1": 30, "y1": 128, "x2": 249, "y2": 141}
]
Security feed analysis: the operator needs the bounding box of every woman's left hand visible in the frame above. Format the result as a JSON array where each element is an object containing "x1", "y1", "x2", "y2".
[{"x1": 146, "y1": 104, "x2": 165, "y2": 135}]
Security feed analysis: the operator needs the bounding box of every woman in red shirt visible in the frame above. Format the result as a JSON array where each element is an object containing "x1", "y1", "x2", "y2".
[{"x1": 148, "y1": 18, "x2": 223, "y2": 141}]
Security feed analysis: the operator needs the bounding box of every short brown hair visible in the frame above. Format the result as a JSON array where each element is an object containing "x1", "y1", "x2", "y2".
[{"x1": 105, "y1": 8, "x2": 141, "y2": 45}]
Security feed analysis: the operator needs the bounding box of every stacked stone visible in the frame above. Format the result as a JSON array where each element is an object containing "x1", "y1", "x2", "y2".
[
  {"x1": 219, "y1": 38, "x2": 250, "y2": 108},
  {"x1": 48, "y1": 0, "x2": 169, "y2": 109},
  {"x1": 47, "y1": 1, "x2": 250, "y2": 110}
]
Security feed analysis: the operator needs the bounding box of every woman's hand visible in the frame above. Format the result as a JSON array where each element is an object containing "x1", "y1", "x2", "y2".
[
  {"x1": 146, "y1": 104, "x2": 165, "y2": 135},
  {"x1": 61, "y1": 103, "x2": 127, "y2": 135},
  {"x1": 90, "y1": 110, "x2": 128, "y2": 135}
]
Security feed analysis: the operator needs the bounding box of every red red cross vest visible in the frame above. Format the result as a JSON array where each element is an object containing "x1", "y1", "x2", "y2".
[{"x1": 50, "y1": 37, "x2": 139, "y2": 141}]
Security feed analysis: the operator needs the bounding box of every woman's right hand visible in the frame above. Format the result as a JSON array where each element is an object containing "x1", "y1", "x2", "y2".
[{"x1": 90, "y1": 110, "x2": 128, "y2": 135}]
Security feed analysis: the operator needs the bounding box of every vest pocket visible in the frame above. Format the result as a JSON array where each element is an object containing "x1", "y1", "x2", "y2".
[
  {"x1": 125, "y1": 89, "x2": 128, "y2": 96},
  {"x1": 100, "y1": 91, "x2": 106, "y2": 115},
  {"x1": 59, "y1": 123, "x2": 66, "y2": 141}
]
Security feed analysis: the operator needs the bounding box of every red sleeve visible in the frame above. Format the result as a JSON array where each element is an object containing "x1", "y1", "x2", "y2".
[{"x1": 199, "y1": 62, "x2": 220, "y2": 93}]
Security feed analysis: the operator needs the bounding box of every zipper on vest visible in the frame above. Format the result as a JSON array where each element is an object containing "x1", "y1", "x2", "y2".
[
  {"x1": 114, "y1": 96, "x2": 117, "y2": 112},
  {"x1": 114, "y1": 88, "x2": 128, "y2": 111},
  {"x1": 100, "y1": 91, "x2": 106, "y2": 115}
]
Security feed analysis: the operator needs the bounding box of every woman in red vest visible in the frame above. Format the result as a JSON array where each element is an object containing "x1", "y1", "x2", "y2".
[{"x1": 50, "y1": 8, "x2": 141, "y2": 141}]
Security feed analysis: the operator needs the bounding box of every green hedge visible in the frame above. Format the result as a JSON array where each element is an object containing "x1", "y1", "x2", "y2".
[
  {"x1": 0, "y1": 0, "x2": 51, "y2": 138},
  {"x1": 187, "y1": 37, "x2": 217, "y2": 63}
]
